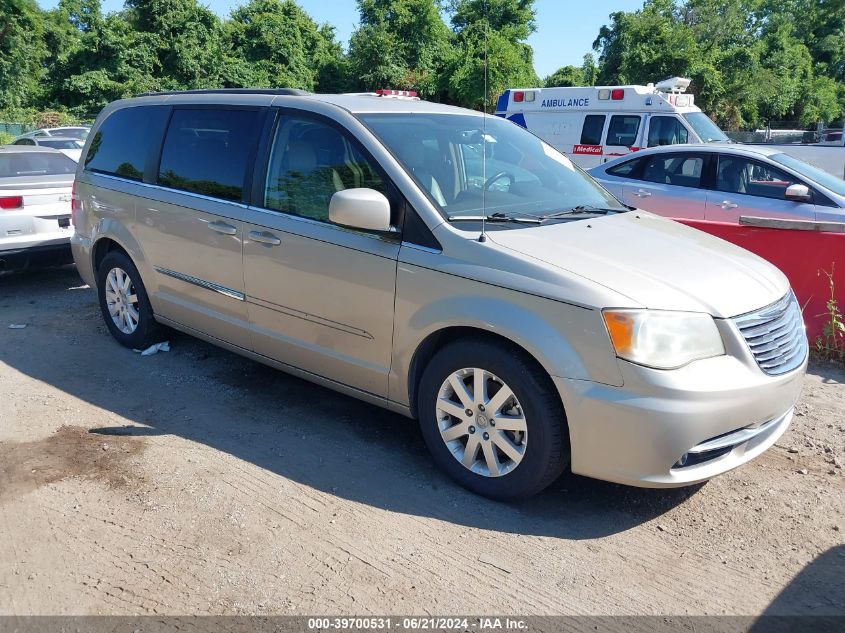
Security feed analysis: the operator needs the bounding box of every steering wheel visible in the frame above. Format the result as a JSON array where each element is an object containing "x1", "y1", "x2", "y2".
[{"x1": 484, "y1": 171, "x2": 516, "y2": 191}]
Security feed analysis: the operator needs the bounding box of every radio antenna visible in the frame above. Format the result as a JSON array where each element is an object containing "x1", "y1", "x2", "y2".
[{"x1": 479, "y1": 0, "x2": 489, "y2": 243}]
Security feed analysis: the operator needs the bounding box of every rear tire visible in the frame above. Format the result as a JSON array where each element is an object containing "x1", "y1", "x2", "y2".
[
  {"x1": 97, "y1": 250, "x2": 161, "y2": 350},
  {"x1": 418, "y1": 338, "x2": 569, "y2": 500}
]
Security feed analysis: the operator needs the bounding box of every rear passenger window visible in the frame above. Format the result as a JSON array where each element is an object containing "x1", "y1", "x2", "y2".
[
  {"x1": 580, "y1": 115, "x2": 605, "y2": 145},
  {"x1": 85, "y1": 106, "x2": 169, "y2": 181},
  {"x1": 264, "y1": 114, "x2": 386, "y2": 223},
  {"x1": 606, "y1": 158, "x2": 641, "y2": 177},
  {"x1": 158, "y1": 108, "x2": 261, "y2": 202},
  {"x1": 642, "y1": 154, "x2": 704, "y2": 188},
  {"x1": 607, "y1": 115, "x2": 641, "y2": 147}
]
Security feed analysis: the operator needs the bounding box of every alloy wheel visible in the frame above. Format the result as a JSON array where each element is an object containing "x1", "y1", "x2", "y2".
[
  {"x1": 435, "y1": 367, "x2": 528, "y2": 477},
  {"x1": 104, "y1": 267, "x2": 140, "y2": 335}
]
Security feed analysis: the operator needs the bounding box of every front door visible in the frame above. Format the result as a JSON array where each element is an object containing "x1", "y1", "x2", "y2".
[
  {"x1": 242, "y1": 111, "x2": 400, "y2": 397},
  {"x1": 704, "y1": 154, "x2": 817, "y2": 223}
]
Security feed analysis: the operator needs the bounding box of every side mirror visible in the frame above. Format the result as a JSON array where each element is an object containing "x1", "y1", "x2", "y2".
[
  {"x1": 784, "y1": 183, "x2": 811, "y2": 203},
  {"x1": 329, "y1": 188, "x2": 392, "y2": 232}
]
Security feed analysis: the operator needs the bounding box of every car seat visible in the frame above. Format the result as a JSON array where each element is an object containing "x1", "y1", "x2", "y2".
[{"x1": 400, "y1": 141, "x2": 446, "y2": 206}]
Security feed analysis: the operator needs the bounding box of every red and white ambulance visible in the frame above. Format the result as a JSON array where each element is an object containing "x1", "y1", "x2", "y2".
[{"x1": 495, "y1": 77, "x2": 730, "y2": 169}]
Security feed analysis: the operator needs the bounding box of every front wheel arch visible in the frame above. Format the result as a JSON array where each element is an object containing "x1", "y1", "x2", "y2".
[{"x1": 408, "y1": 326, "x2": 565, "y2": 421}]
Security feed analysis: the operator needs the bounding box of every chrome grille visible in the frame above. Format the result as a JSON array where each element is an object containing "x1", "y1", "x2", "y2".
[{"x1": 733, "y1": 293, "x2": 807, "y2": 376}]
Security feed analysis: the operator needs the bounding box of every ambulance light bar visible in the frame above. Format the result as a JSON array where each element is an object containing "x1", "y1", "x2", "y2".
[
  {"x1": 654, "y1": 77, "x2": 691, "y2": 94},
  {"x1": 376, "y1": 89, "x2": 418, "y2": 98}
]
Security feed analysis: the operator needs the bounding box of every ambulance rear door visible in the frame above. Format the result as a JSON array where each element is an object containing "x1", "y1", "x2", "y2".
[
  {"x1": 570, "y1": 113, "x2": 607, "y2": 169},
  {"x1": 602, "y1": 114, "x2": 644, "y2": 163}
]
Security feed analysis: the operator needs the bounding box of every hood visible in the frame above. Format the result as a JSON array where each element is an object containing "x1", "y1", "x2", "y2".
[{"x1": 487, "y1": 212, "x2": 788, "y2": 318}]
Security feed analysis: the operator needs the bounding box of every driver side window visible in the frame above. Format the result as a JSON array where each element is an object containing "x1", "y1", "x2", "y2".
[
  {"x1": 264, "y1": 115, "x2": 386, "y2": 223},
  {"x1": 716, "y1": 156, "x2": 801, "y2": 200},
  {"x1": 648, "y1": 117, "x2": 689, "y2": 147}
]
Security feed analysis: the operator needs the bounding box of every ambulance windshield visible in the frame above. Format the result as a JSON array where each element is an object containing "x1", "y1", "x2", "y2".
[
  {"x1": 359, "y1": 112, "x2": 626, "y2": 221},
  {"x1": 682, "y1": 112, "x2": 730, "y2": 143}
]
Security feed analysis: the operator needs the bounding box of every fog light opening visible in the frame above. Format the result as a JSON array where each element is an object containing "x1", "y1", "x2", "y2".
[{"x1": 674, "y1": 453, "x2": 689, "y2": 468}]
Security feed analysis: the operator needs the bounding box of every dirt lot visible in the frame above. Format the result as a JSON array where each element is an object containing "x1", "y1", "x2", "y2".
[{"x1": 0, "y1": 267, "x2": 843, "y2": 616}]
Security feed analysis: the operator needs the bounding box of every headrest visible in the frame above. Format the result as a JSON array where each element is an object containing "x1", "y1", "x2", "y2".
[{"x1": 287, "y1": 141, "x2": 317, "y2": 174}]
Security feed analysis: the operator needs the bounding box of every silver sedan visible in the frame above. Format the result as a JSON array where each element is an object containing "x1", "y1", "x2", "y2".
[{"x1": 589, "y1": 144, "x2": 845, "y2": 224}]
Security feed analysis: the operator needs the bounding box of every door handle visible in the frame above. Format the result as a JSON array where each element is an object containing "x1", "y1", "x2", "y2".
[
  {"x1": 720, "y1": 201, "x2": 738, "y2": 209},
  {"x1": 248, "y1": 230, "x2": 281, "y2": 246},
  {"x1": 635, "y1": 189, "x2": 652, "y2": 198},
  {"x1": 208, "y1": 221, "x2": 238, "y2": 235}
]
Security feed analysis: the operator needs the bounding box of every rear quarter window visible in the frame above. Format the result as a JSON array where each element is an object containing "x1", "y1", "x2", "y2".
[
  {"x1": 580, "y1": 115, "x2": 606, "y2": 145},
  {"x1": 85, "y1": 106, "x2": 170, "y2": 181}
]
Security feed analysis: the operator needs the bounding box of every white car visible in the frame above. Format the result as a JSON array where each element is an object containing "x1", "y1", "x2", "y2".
[
  {"x1": 0, "y1": 146, "x2": 77, "y2": 273},
  {"x1": 11, "y1": 136, "x2": 84, "y2": 162},
  {"x1": 589, "y1": 143, "x2": 845, "y2": 224},
  {"x1": 17, "y1": 126, "x2": 90, "y2": 141}
]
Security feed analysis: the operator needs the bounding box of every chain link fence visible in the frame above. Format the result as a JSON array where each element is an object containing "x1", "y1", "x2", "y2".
[
  {"x1": 729, "y1": 119, "x2": 844, "y2": 144},
  {"x1": 0, "y1": 122, "x2": 37, "y2": 137}
]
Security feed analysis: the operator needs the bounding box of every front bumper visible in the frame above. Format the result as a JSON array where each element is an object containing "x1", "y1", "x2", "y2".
[{"x1": 555, "y1": 348, "x2": 806, "y2": 488}]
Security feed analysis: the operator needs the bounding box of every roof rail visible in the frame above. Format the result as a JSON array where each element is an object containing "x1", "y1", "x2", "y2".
[{"x1": 137, "y1": 88, "x2": 311, "y2": 97}]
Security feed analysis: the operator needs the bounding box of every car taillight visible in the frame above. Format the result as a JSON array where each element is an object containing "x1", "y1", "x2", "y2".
[
  {"x1": 0, "y1": 196, "x2": 23, "y2": 210},
  {"x1": 71, "y1": 180, "x2": 81, "y2": 226}
]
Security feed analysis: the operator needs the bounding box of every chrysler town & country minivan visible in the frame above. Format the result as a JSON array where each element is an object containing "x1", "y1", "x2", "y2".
[{"x1": 71, "y1": 89, "x2": 808, "y2": 499}]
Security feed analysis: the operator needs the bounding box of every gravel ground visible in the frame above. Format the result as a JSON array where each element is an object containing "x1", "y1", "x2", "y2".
[{"x1": 0, "y1": 267, "x2": 843, "y2": 616}]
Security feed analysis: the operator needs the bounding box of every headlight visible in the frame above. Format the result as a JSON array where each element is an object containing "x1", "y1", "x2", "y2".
[{"x1": 602, "y1": 309, "x2": 725, "y2": 369}]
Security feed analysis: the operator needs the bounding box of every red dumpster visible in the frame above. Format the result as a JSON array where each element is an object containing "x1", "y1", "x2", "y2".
[{"x1": 677, "y1": 217, "x2": 844, "y2": 343}]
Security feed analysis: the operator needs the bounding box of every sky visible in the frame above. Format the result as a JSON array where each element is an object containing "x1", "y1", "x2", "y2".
[{"x1": 36, "y1": 0, "x2": 646, "y2": 78}]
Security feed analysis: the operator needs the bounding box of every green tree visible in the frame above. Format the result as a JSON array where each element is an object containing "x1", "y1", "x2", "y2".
[
  {"x1": 348, "y1": 0, "x2": 451, "y2": 97},
  {"x1": 0, "y1": 0, "x2": 47, "y2": 110},
  {"x1": 444, "y1": 0, "x2": 539, "y2": 110},
  {"x1": 49, "y1": 11, "x2": 160, "y2": 115},
  {"x1": 125, "y1": 0, "x2": 224, "y2": 90},
  {"x1": 544, "y1": 65, "x2": 584, "y2": 88},
  {"x1": 581, "y1": 53, "x2": 598, "y2": 86},
  {"x1": 223, "y1": 0, "x2": 340, "y2": 91},
  {"x1": 593, "y1": 0, "x2": 699, "y2": 85},
  {"x1": 591, "y1": 0, "x2": 845, "y2": 129}
]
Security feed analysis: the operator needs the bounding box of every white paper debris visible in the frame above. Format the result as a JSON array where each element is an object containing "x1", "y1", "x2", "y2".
[
  {"x1": 8, "y1": 324, "x2": 27, "y2": 329},
  {"x1": 136, "y1": 341, "x2": 170, "y2": 356}
]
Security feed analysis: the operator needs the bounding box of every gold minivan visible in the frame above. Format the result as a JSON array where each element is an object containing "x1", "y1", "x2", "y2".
[{"x1": 72, "y1": 89, "x2": 807, "y2": 499}]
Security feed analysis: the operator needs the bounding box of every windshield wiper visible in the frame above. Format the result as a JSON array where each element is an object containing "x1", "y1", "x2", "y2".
[
  {"x1": 538, "y1": 205, "x2": 621, "y2": 220},
  {"x1": 447, "y1": 212, "x2": 542, "y2": 224}
]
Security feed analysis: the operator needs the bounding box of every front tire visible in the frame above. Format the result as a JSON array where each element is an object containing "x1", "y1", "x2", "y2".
[
  {"x1": 418, "y1": 338, "x2": 569, "y2": 500},
  {"x1": 97, "y1": 250, "x2": 161, "y2": 350}
]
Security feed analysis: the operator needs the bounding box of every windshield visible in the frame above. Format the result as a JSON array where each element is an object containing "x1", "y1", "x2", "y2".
[
  {"x1": 770, "y1": 153, "x2": 845, "y2": 197},
  {"x1": 358, "y1": 113, "x2": 626, "y2": 220},
  {"x1": 682, "y1": 112, "x2": 729, "y2": 143},
  {"x1": 40, "y1": 139, "x2": 83, "y2": 150}
]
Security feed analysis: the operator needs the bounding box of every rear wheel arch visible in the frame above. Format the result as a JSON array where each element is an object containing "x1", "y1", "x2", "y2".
[{"x1": 92, "y1": 237, "x2": 130, "y2": 278}]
